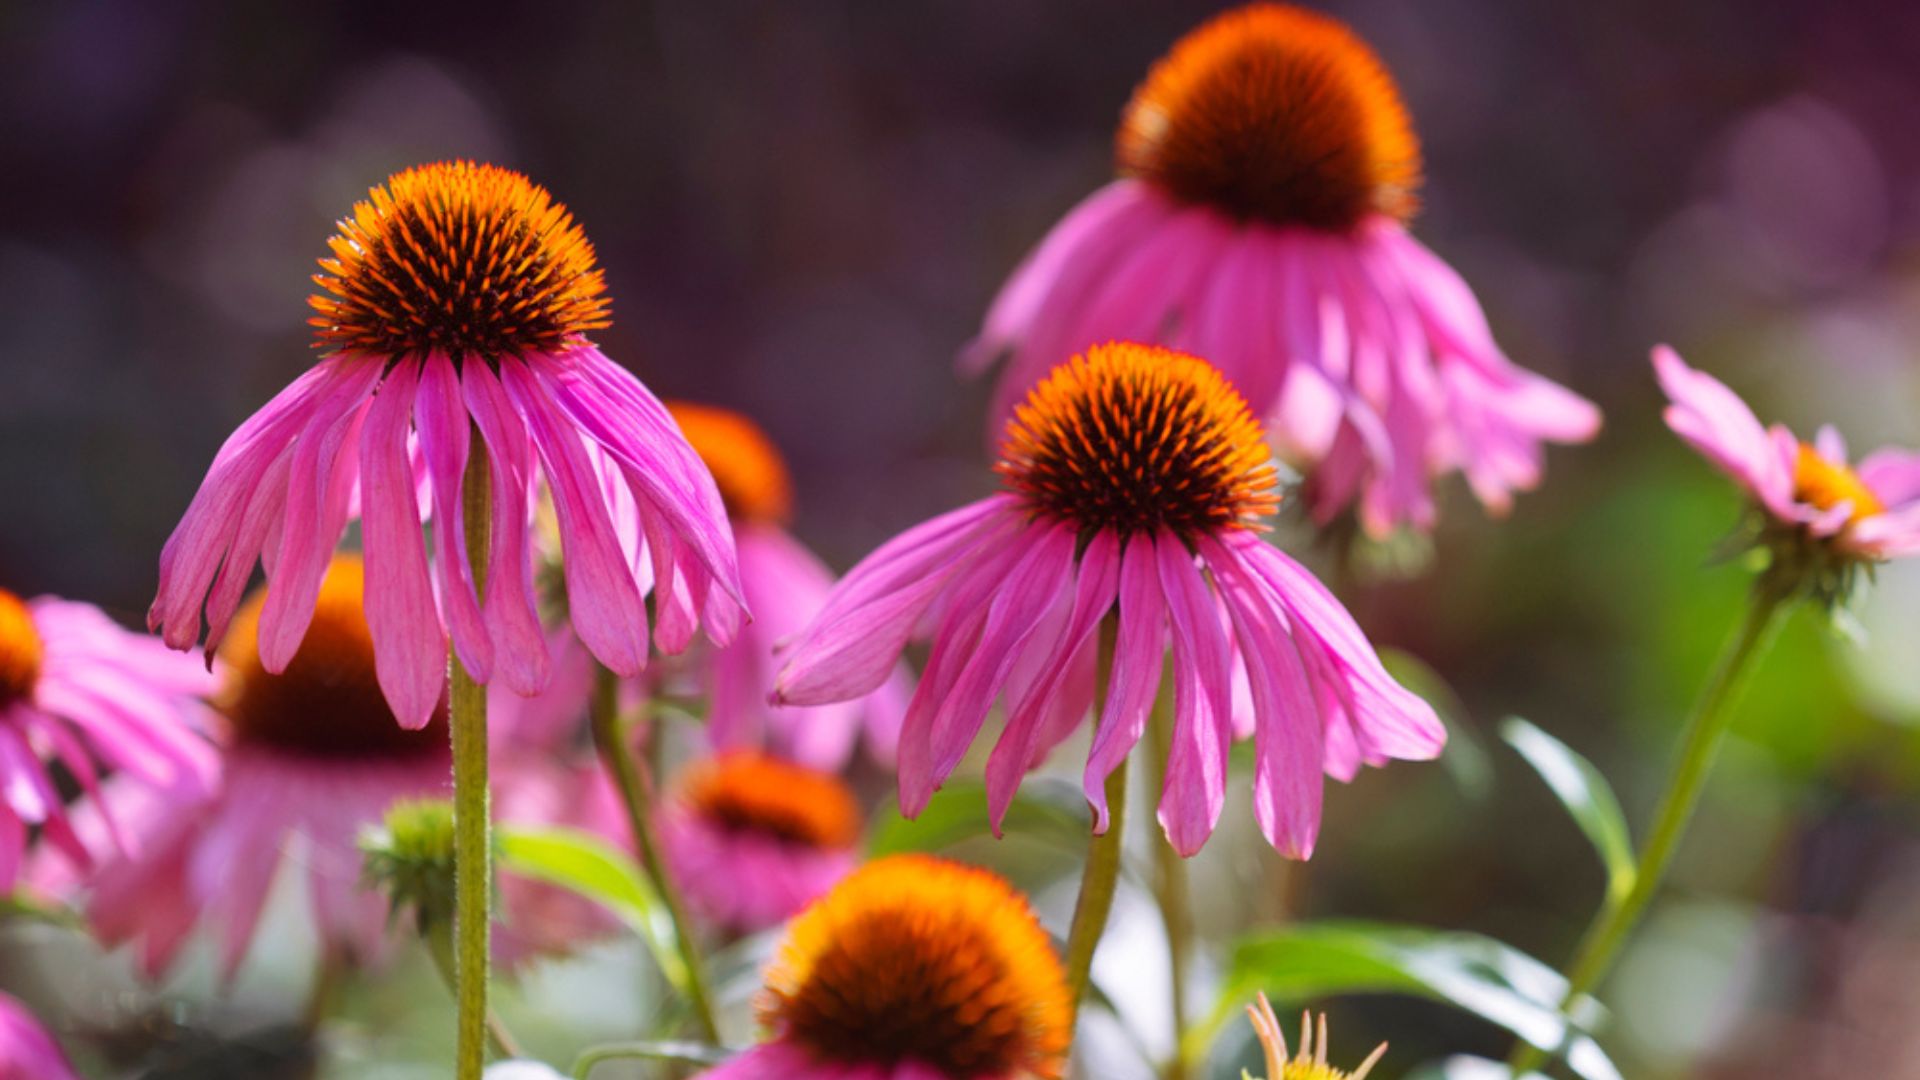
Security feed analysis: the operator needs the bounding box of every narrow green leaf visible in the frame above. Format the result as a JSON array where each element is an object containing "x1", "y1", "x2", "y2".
[
  {"x1": 1500, "y1": 717, "x2": 1636, "y2": 900},
  {"x1": 495, "y1": 825, "x2": 690, "y2": 993},
  {"x1": 866, "y1": 776, "x2": 1091, "y2": 857},
  {"x1": 1196, "y1": 921, "x2": 1619, "y2": 1080}
]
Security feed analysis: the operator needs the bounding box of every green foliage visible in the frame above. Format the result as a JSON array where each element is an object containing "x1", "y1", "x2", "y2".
[
  {"x1": 866, "y1": 775, "x2": 1092, "y2": 856},
  {"x1": 1501, "y1": 717, "x2": 1636, "y2": 902},
  {"x1": 1201, "y1": 921, "x2": 1620, "y2": 1080}
]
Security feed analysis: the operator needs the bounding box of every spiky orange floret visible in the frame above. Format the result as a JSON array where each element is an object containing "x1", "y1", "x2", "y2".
[
  {"x1": 309, "y1": 161, "x2": 610, "y2": 359},
  {"x1": 1118, "y1": 3, "x2": 1420, "y2": 230},
  {"x1": 0, "y1": 589, "x2": 42, "y2": 706},
  {"x1": 998, "y1": 342, "x2": 1280, "y2": 539},
  {"x1": 673, "y1": 751, "x2": 860, "y2": 849},
  {"x1": 763, "y1": 855, "x2": 1071, "y2": 1078},
  {"x1": 1794, "y1": 444, "x2": 1884, "y2": 524},
  {"x1": 218, "y1": 555, "x2": 446, "y2": 758},
  {"x1": 665, "y1": 401, "x2": 795, "y2": 525}
]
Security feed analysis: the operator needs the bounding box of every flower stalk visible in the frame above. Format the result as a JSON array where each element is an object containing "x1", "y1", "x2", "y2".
[
  {"x1": 589, "y1": 664, "x2": 721, "y2": 1042},
  {"x1": 451, "y1": 434, "x2": 494, "y2": 1080},
  {"x1": 1147, "y1": 687, "x2": 1192, "y2": 1080},
  {"x1": 1508, "y1": 569, "x2": 1797, "y2": 1075}
]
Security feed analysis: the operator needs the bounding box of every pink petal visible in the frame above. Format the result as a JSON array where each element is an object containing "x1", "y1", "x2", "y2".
[
  {"x1": 414, "y1": 352, "x2": 494, "y2": 681},
  {"x1": 1083, "y1": 535, "x2": 1168, "y2": 832},
  {"x1": 358, "y1": 360, "x2": 448, "y2": 728},
  {"x1": 460, "y1": 360, "x2": 551, "y2": 695},
  {"x1": 1154, "y1": 534, "x2": 1234, "y2": 857}
]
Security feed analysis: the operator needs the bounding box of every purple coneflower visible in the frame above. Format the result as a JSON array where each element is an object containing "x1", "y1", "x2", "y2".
[
  {"x1": 78, "y1": 556, "x2": 447, "y2": 978},
  {"x1": 658, "y1": 752, "x2": 861, "y2": 934},
  {"x1": 776, "y1": 341, "x2": 1443, "y2": 859},
  {"x1": 967, "y1": 3, "x2": 1598, "y2": 536},
  {"x1": 149, "y1": 161, "x2": 744, "y2": 727},
  {"x1": 0, "y1": 587, "x2": 212, "y2": 887}
]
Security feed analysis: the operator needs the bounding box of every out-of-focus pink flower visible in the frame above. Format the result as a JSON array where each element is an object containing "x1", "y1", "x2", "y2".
[
  {"x1": 660, "y1": 752, "x2": 861, "y2": 934},
  {"x1": 1654, "y1": 345, "x2": 1920, "y2": 560},
  {"x1": 777, "y1": 343, "x2": 1444, "y2": 859},
  {"x1": 492, "y1": 757, "x2": 629, "y2": 964},
  {"x1": 698, "y1": 855, "x2": 1069, "y2": 1080},
  {"x1": 0, "y1": 992, "x2": 81, "y2": 1080},
  {"x1": 72, "y1": 556, "x2": 448, "y2": 979},
  {"x1": 0, "y1": 587, "x2": 213, "y2": 889},
  {"x1": 149, "y1": 162, "x2": 744, "y2": 728},
  {"x1": 966, "y1": 4, "x2": 1598, "y2": 537},
  {"x1": 664, "y1": 402, "x2": 906, "y2": 770}
]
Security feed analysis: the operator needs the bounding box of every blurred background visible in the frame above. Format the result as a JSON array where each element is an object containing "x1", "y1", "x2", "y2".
[{"x1": 4, "y1": 1, "x2": 1920, "y2": 1077}]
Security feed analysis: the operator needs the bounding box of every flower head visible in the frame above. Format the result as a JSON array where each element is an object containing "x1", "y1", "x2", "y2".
[
  {"x1": 1246, "y1": 994, "x2": 1386, "y2": 1080},
  {"x1": 777, "y1": 343, "x2": 1444, "y2": 858},
  {"x1": 701, "y1": 855, "x2": 1070, "y2": 1080},
  {"x1": 0, "y1": 588, "x2": 213, "y2": 888},
  {"x1": 660, "y1": 752, "x2": 861, "y2": 933},
  {"x1": 151, "y1": 161, "x2": 744, "y2": 727},
  {"x1": 967, "y1": 4, "x2": 1598, "y2": 537},
  {"x1": 80, "y1": 556, "x2": 449, "y2": 979},
  {"x1": 0, "y1": 992, "x2": 81, "y2": 1080},
  {"x1": 663, "y1": 401, "x2": 906, "y2": 769},
  {"x1": 311, "y1": 161, "x2": 610, "y2": 359},
  {"x1": 1654, "y1": 346, "x2": 1920, "y2": 596},
  {"x1": 1119, "y1": 3, "x2": 1419, "y2": 230}
]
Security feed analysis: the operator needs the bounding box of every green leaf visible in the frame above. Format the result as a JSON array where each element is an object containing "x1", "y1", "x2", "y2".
[
  {"x1": 866, "y1": 776, "x2": 1091, "y2": 857},
  {"x1": 1500, "y1": 717, "x2": 1636, "y2": 901},
  {"x1": 495, "y1": 825, "x2": 690, "y2": 994},
  {"x1": 1196, "y1": 921, "x2": 1619, "y2": 1080}
]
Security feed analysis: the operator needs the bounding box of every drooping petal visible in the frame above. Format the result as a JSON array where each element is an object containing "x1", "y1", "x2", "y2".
[
  {"x1": 358, "y1": 360, "x2": 447, "y2": 728},
  {"x1": 1155, "y1": 534, "x2": 1234, "y2": 856},
  {"x1": 1653, "y1": 345, "x2": 1793, "y2": 513},
  {"x1": 1084, "y1": 535, "x2": 1168, "y2": 832},
  {"x1": 460, "y1": 359, "x2": 551, "y2": 695},
  {"x1": 414, "y1": 352, "x2": 494, "y2": 681}
]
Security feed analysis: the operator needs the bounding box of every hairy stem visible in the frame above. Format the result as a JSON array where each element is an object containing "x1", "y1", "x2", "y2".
[
  {"x1": 1064, "y1": 618, "x2": 1126, "y2": 1037},
  {"x1": 451, "y1": 434, "x2": 493, "y2": 1080},
  {"x1": 1147, "y1": 688, "x2": 1191, "y2": 1080}
]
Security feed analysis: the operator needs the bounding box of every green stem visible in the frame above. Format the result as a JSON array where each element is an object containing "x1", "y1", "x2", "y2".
[
  {"x1": 1063, "y1": 618, "x2": 1125, "y2": 1037},
  {"x1": 428, "y1": 920, "x2": 524, "y2": 1060},
  {"x1": 589, "y1": 665, "x2": 722, "y2": 1043},
  {"x1": 1147, "y1": 689, "x2": 1191, "y2": 1080},
  {"x1": 452, "y1": 435, "x2": 494, "y2": 1080},
  {"x1": 1508, "y1": 578, "x2": 1794, "y2": 1076}
]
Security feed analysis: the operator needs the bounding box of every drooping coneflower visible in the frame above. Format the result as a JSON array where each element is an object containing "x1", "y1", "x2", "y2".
[
  {"x1": 81, "y1": 556, "x2": 449, "y2": 978},
  {"x1": 1655, "y1": 346, "x2": 1920, "y2": 585},
  {"x1": 149, "y1": 161, "x2": 744, "y2": 727},
  {"x1": 0, "y1": 587, "x2": 213, "y2": 888},
  {"x1": 1246, "y1": 994, "x2": 1386, "y2": 1080},
  {"x1": 659, "y1": 751, "x2": 861, "y2": 933},
  {"x1": 700, "y1": 855, "x2": 1071, "y2": 1080},
  {"x1": 776, "y1": 342, "x2": 1444, "y2": 858},
  {"x1": 663, "y1": 401, "x2": 905, "y2": 768},
  {"x1": 966, "y1": 3, "x2": 1598, "y2": 536},
  {"x1": 0, "y1": 992, "x2": 81, "y2": 1080}
]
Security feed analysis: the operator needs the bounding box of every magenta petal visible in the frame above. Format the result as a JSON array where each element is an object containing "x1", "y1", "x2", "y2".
[
  {"x1": 256, "y1": 363, "x2": 380, "y2": 672},
  {"x1": 985, "y1": 530, "x2": 1119, "y2": 831},
  {"x1": 1083, "y1": 535, "x2": 1168, "y2": 832},
  {"x1": 502, "y1": 357, "x2": 650, "y2": 675},
  {"x1": 1202, "y1": 537, "x2": 1326, "y2": 858},
  {"x1": 358, "y1": 360, "x2": 448, "y2": 729},
  {"x1": 775, "y1": 497, "x2": 1017, "y2": 705},
  {"x1": 1154, "y1": 534, "x2": 1234, "y2": 857},
  {"x1": 460, "y1": 360, "x2": 550, "y2": 695},
  {"x1": 1653, "y1": 345, "x2": 1792, "y2": 511},
  {"x1": 414, "y1": 352, "x2": 494, "y2": 681}
]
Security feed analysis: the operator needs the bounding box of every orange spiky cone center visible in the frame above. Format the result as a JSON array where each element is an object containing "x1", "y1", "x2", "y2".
[
  {"x1": 0, "y1": 589, "x2": 43, "y2": 707},
  {"x1": 673, "y1": 752, "x2": 859, "y2": 849}
]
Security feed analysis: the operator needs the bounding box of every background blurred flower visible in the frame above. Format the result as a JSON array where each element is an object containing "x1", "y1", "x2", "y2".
[
  {"x1": 966, "y1": 3, "x2": 1598, "y2": 536},
  {"x1": 658, "y1": 751, "x2": 861, "y2": 934},
  {"x1": 1247, "y1": 993, "x2": 1386, "y2": 1080},
  {"x1": 0, "y1": 587, "x2": 213, "y2": 888},
  {"x1": 701, "y1": 854, "x2": 1069, "y2": 1080},
  {"x1": 148, "y1": 161, "x2": 744, "y2": 726},
  {"x1": 778, "y1": 343, "x2": 1444, "y2": 857},
  {"x1": 81, "y1": 555, "x2": 448, "y2": 979},
  {"x1": 664, "y1": 400, "x2": 907, "y2": 770}
]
